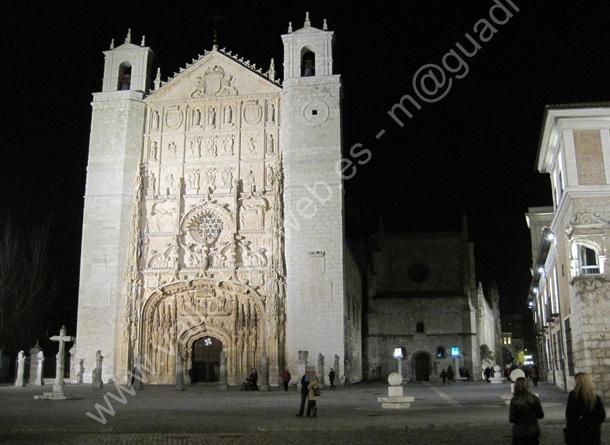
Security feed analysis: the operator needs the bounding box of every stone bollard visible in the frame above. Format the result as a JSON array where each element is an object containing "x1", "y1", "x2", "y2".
[
  {"x1": 91, "y1": 350, "x2": 104, "y2": 390},
  {"x1": 35, "y1": 351, "x2": 44, "y2": 386},
  {"x1": 15, "y1": 351, "x2": 25, "y2": 387},
  {"x1": 29, "y1": 342, "x2": 42, "y2": 385}
]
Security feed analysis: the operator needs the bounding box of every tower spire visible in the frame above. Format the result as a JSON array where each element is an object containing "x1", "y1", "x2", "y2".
[
  {"x1": 109, "y1": 38, "x2": 115, "y2": 50},
  {"x1": 268, "y1": 58, "x2": 276, "y2": 82},
  {"x1": 154, "y1": 67, "x2": 161, "y2": 90},
  {"x1": 125, "y1": 28, "x2": 132, "y2": 44},
  {"x1": 287, "y1": 21, "x2": 293, "y2": 33},
  {"x1": 304, "y1": 11, "x2": 311, "y2": 27},
  {"x1": 323, "y1": 18, "x2": 328, "y2": 30},
  {"x1": 140, "y1": 35, "x2": 146, "y2": 46}
]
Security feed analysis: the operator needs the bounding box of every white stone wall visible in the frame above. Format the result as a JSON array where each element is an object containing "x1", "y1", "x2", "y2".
[
  {"x1": 281, "y1": 74, "x2": 346, "y2": 380},
  {"x1": 75, "y1": 90, "x2": 146, "y2": 383}
]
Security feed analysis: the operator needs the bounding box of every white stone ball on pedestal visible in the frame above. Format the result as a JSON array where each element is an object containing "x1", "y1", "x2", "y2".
[{"x1": 388, "y1": 372, "x2": 402, "y2": 386}]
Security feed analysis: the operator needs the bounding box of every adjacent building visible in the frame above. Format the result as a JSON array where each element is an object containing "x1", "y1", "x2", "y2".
[
  {"x1": 527, "y1": 104, "x2": 610, "y2": 399},
  {"x1": 364, "y1": 221, "x2": 502, "y2": 381}
]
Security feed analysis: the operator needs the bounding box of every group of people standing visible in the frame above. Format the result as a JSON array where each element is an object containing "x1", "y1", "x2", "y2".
[{"x1": 509, "y1": 372, "x2": 606, "y2": 445}]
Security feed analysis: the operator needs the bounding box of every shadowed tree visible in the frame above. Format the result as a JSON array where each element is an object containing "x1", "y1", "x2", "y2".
[{"x1": 0, "y1": 220, "x2": 58, "y2": 356}]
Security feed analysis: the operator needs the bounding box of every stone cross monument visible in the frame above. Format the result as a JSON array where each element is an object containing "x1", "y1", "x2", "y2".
[
  {"x1": 14, "y1": 351, "x2": 25, "y2": 387},
  {"x1": 50, "y1": 325, "x2": 74, "y2": 395}
]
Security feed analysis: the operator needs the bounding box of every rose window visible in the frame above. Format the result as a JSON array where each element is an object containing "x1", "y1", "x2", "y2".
[{"x1": 187, "y1": 209, "x2": 224, "y2": 244}]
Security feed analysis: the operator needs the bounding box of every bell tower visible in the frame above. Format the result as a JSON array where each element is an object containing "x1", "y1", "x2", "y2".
[
  {"x1": 75, "y1": 30, "x2": 153, "y2": 383},
  {"x1": 281, "y1": 14, "x2": 353, "y2": 379}
]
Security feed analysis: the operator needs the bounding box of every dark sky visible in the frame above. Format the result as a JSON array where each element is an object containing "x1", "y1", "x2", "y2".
[{"x1": 2, "y1": 1, "x2": 609, "y2": 336}]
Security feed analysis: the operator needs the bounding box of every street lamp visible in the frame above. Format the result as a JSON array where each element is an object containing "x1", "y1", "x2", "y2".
[{"x1": 394, "y1": 347, "x2": 406, "y2": 380}]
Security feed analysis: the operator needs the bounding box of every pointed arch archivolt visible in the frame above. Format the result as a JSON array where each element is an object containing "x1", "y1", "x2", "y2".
[{"x1": 139, "y1": 278, "x2": 266, "y2": 384}]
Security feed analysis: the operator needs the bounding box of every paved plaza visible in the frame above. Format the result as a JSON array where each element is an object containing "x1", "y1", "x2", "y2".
[{"x1": 0, "y1": 381, "x2": 607, "y2": 444}]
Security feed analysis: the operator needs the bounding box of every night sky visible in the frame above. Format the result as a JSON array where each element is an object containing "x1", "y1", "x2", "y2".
[{"x1": 2, "y1": 1, "x2": 609, "y2": 343}]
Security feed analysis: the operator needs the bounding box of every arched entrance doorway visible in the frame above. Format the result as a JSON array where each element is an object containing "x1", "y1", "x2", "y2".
[
  {"x1": 414, "y1": 352, "x2": 430, "y2": 381},
  {"x1": 191, "y1": 336, "x2": 222, "y2": 383}
]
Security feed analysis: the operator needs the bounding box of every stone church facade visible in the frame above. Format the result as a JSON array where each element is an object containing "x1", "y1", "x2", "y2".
[
  {"x1": 75, "y1": 16, "x2": 363, "y2": 386},
  {"x1": 364, "y1": 222, "x2": 502, "y2": 381}
]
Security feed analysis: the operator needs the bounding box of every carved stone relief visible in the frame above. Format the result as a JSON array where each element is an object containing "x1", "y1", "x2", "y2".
[{"x1": 190, "y1": 66, "x2": 238, "y2": 99}]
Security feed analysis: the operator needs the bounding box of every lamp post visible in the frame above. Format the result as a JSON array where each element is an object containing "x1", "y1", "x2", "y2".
[{"x1": 393, "y1": 346, "x2": 406, "y2": 380}]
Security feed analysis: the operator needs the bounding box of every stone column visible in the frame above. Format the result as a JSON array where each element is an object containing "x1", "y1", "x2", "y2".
[
  {"x1": 297, "y1": 350, "x2": 308, "y2": 389},
  {"x1": 217, "y1": 351, "x2": 228, "y2": 391},
  {"x1": 29, "y1": 342, "x2": 41, "y2": 385},
  {"x1": 318, "y1": 353, "x2": 325, "y2": 387},
  {"x1": 14, "y1": 351, "x2": 25, "y2": 387},
  {"x1": 175, "y1": 351, "x2": 184, "y2": 391},
  {"x1": 35, "y1": 351, "x2": 44, "y2": 386},
  {"x1": 260, "y1": 353, "x2": 269, "y2": 391}
]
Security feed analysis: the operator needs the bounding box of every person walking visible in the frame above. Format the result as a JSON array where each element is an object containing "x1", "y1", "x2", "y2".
[
  {"x1": 564, "y1": 372, "x2": 606, "y2": 445},
  {"x1": 328, "y1": 368, "x2": 336, "y2": 389},
  {"x1": 530, "y1": 366, "x2": 539, "y2": 387},
  {"x1": 307, "y1": 376, "x2": 321, "y2": 418},
  {"x1": 484, "y1": 366, "x2": 492, "y2": 382},
  {"x1": 440, "y1": 369, "x2": 447, "y2": 385},
  {"x1": 509, "y1": 377, "x2": 544, "y2": 445},
  {"x1": 296, "y1": 373, "x2": 310, "y2": 417},
  {"x1": 281, "y1": 369, "x2": 291, "y2": 392},
  {"x1": 446, "y1": 366, "x2": 454, "y2": 384}
]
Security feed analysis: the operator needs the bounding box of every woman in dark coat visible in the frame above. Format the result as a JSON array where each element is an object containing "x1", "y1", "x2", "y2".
[
  {"x1": 509, "y1": 377, "x2": 544, "y2": 445},
  {"x1": 565, "y1": 372, "x2": 606, "y2": 445}
]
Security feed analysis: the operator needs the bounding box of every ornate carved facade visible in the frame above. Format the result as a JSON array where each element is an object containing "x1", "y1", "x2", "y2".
[{"x1": 117, "y1": 55, "x2": 285, "y2": 385}]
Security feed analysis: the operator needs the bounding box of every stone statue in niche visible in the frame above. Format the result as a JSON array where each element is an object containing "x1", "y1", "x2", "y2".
[
  {"x1": 206, "y1": 168, "x2": 217, "y2": 189},
  {"x1": 247, "y1": 137, "x2": 257, "y2": 155},
  {"x1": 166, "y1": 174, "x2": 176, "y2": 195},
  {"x1": 189, "y1": 137, "x2": 202, "y2": 157},
  {"x1": 221, "y1": 168, "x2": 233, "y2": 189},
  {"x1": 266, "y1": 134, "x2": 275, "y2": 155},
  {"x1": 208, "y1": 108, "x2": 217, "y2": 128},
  {"x1": 187, "y1": 169, "x2": 200, "y2": 190},
  {"x1": 150, "y1": 141, "x2": 159, "y2": 161},
  {"x1": 168, "y1": 142, "x2": 178, "y2": 159},
  {"x1": 268, "y1": 103, "x2": 276, "y2": 123},
  {"x1": 266, "y1": 166, "x2": 274, "y2": 189},
  {"x1": 221, "y1": 136, "x2": 234, "y2": 156},
  {"x1": 224, "y1": 106, "x2": 233, "y2": 124},
  {"x1": 151, "y1": 110, "x2": 160, "y2": 130},
  {"x1": 246, "y1": 170, "x2": 256, "y2": 192},
  {"x1": 206, "y1": 136, "x2": 217, "y2": 157},
  {"x1": 147, "y1": 172, "x2": 157, "y2": 195},
  {"x1": 192, "y1": 108, "x2": 202, "y2": 127}
]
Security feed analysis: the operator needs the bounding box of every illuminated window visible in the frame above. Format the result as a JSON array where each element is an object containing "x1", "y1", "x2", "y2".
[
  {"x1": 436, "y1": 346, "x2": 445, "y2": 359},
  {"x1": 578, "y1": 245, "x2": 600, "y2": 276}
]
